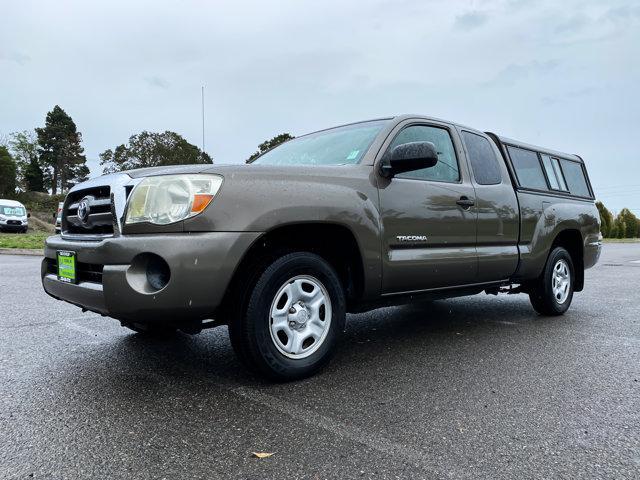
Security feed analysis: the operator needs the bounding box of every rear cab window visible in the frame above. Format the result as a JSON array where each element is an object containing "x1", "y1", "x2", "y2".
[
  {"x1": 559, "y1": 159, "x2": 591, "y2": 197},
  {"x1": 540, "y1": 154, "x2": 568, "y2": 191},
  {"x1": 505, "y1": 143, "x2": 593, "y2": 199},
  {"x1": 507, "y1": 146, "x2": 547, "y2": 190},
  {"x1": 461, "y1": 131, "x2": 502, "y2": 185}
]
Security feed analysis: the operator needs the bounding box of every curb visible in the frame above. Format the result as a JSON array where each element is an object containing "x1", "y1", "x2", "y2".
[{"x1": 0, "y1": 248, "x2": 43, "y2": 256}]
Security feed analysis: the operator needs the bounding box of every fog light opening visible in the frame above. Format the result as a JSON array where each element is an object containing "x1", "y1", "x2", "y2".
[
  {"x1": 146, "y1": 254, "x2": 170, "y2": 291},
  {"x1": 126, "y1": 253, "x2": 171, "y2": 294}
]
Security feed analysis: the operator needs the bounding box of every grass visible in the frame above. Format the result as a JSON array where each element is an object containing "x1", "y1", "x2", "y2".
[
  {"x1": 603, "y1": 238, "x2": 640, "y2": 243},
  {"x1": 0, "y1": 232, "x2": 50, "y2": 250}
]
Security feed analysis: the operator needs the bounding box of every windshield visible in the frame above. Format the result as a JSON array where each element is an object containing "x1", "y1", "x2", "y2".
[
  {"x1": 1, "y1": 206, "x2": 26, "y2": 217},
  {"x1": 253, "y1": 120, "x2": 388, "y2": 166}
]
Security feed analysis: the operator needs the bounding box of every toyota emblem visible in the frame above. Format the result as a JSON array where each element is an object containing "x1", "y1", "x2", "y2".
[{"x1": 77, "y1": 198, "x2": 91, "y2": 224}]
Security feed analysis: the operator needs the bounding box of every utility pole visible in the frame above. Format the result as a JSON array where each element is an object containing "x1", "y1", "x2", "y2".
[{"x1": 201, "y1": 85, "x2": 205, "y2": 153}]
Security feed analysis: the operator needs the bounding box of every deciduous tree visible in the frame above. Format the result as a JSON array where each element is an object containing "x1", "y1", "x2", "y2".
[
  {"x1": 595, "y1": 201, "x2": 613, "y2": 237},
  {"x1": 9, "y1": 130, "x2": 44, "y2": 192},
  {"x1": 617, "y1": 208, "x2": 639, "y2": 238},
  {"x1": 0, "y1": 146, "x2": 17, "y2": 196},
  {"x1": 246, "y1": 133, "x2": 294, "y2": 163},
  {"x1": 99, "y1": 131, "x2": 212, "y2": 174}
]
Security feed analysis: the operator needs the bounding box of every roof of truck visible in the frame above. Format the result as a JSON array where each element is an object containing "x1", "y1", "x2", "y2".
[{"x1": 486, "y1": 133, "x2": 583, "y2": 164}]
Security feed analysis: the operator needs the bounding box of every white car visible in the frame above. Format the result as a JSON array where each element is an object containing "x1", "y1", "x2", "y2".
[
  {"x1": 0, "y1": 199, "x2": 29, "y2": 233},
  {"x1": 54, "y1": 201, "x2": 63, "y2": 234}
]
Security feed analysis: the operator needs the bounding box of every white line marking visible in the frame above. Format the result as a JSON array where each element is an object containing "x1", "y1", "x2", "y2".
[
  {"x1": 58, "y1": 316, "x2": 102, "y2": 339},
  {"x1": 232, "y1": 386, "x2": 453, "y2": 477}
]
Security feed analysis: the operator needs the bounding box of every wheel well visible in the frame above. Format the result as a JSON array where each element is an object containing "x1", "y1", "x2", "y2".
[
  {"x1": 218, "y1": 223, "x2": 365, "y2": 319},
  {"x1": 551, "y1": 229, "x2": 584, "y2": 291}
]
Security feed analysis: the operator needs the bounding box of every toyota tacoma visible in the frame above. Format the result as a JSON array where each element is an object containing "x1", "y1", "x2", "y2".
[{"x1": 42, "y1": 115, "x2": 602, "y2": 380}]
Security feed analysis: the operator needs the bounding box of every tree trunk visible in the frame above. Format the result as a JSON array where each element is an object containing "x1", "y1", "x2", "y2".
[{"x1": 52, "y1": 168, "x2": 58, "y2": 195}]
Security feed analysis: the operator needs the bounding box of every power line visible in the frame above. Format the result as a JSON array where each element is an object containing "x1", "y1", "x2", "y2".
[{"x1": 595, "y1": 184, "x2": 640, "y2": 190}]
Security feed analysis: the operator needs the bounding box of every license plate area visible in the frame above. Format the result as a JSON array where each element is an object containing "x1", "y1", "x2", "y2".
[{"x1": 57, "y1": 250, "x2": 77, "y2": 284}]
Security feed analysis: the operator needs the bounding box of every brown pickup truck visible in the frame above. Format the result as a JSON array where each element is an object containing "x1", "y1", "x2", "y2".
[{"x1": 42, "y1": 115, "x2": 601, "y2": 380}]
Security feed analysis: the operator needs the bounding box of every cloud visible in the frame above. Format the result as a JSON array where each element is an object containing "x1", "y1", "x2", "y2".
[
  {"x1": 144, "y1": 76, "x2": 170, "y2": 89},
  {"x1": 604, "y1": 5, "x2": 640, "y2": 21},
  {"x1": 0, "y1": 0, "x2": 638, "y2": 212},
  {"x1": 554, "y1": 14, "x2": 589, "y2": 34},
  {"x1": 486, "y1": 60, "x2": 559, "y2": 87},
  {"x1": 541, "y1": 86, "x2": 598, "y2": 105},
  {"x1": 0, "y1": 51, "x2": 30, "y2": 65},
  {"x1": 453, "y1": 11, "x2": 489, "y2": 31}
]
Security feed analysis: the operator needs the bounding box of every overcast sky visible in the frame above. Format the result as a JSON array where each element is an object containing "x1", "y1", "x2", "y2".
[{"x1": 1, "y1": 0, "x2": 639, "y2": 212}]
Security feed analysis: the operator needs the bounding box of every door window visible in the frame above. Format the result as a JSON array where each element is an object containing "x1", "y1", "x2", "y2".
[{"x1": 387, "y1": 125, "x2": 459, "y2": 182}]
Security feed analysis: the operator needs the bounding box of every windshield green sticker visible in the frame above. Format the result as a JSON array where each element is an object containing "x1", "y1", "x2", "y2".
[{"x1": 346, "y1": 150, "x2": 360, "y2": 161}]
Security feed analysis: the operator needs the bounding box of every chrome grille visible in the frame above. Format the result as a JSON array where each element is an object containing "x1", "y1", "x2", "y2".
[{"x1": 63, "y1": 186, "x2": 114, "y2": 235}]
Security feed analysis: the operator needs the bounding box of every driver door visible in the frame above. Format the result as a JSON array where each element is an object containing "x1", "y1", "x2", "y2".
[{"x1": 378, "y1": 121, "x2": 478, "y2": 293}]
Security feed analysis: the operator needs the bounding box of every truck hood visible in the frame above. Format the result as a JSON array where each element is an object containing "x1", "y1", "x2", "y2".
[{"x1": 127, "y1": 163, "x2": 363, "y2": 180}]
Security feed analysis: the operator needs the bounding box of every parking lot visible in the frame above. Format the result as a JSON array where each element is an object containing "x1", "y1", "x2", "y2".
[{"x1": 1, "y1": 244, "x2": 638, "y2": 479}]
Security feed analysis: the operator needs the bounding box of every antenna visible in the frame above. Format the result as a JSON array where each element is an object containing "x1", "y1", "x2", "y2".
[{"x1": 201, "y1": 85, "x2": 205, "y2": 153}]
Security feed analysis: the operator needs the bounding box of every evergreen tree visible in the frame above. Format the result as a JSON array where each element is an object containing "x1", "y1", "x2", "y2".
[
  {"x1": 0, "y1": 146, "x2": 17, "y2": 196},
  {"x1": 36, "y1": 106, "x2": 89, "y2": 194},
  {"x1": 247, "y1": 133, "x2": 295, "y2": 162},
  {"x1": 24, "y1": 157, "x2": 45, "y2": 192},
  {"x1": 99, "y1": 131, "x2": 212, "y2": 174}
]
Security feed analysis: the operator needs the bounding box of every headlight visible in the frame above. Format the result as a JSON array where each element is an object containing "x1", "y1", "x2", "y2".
[{"x1": 125, "y1": 174, "x2": 223, "y2": 225}]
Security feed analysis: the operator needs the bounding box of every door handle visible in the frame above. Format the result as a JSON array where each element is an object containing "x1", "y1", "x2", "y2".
[{"x1": 456, "y1": 196, "x2": 475, "y2": 209}]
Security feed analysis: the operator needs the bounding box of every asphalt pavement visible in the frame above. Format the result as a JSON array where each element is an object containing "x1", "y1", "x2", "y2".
[{"x1": 1, "y1": 244, "x2": 639, "y2": 479}]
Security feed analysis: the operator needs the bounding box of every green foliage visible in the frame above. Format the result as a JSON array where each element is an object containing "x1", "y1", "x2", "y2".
[
  {"x1": 13, "y1": 191, "x2": 65, "y2": 213},
  {"x1": 24, "y1": 156, "x2": 45, "y2": 192},
  {"x1": 247, "y1": 133, "x2": 295, "y2": 163},
  {"x1": 8, "y1": 130, "x2": 43, "y2": 191},
  {"x1": 0, "y1": 146, "x2": 17, "y2": 196},
  {"x1": 99, "y1": 131, "x2": 212, "y2": 173},
  {"x1": 36, "y1": 105, "x2": 89, "y2": 194},
  {"x1": 596, "y1": 201, "x2": 638, "y2": 239},
  {"x1": 616, "y1": 218, "x2": 626, "y2": 239},
  {"x1": 617, "y1": 208, "x2": 639, "y2": 238},
  {"x1": 595, "y1": 201, "x2": 613, "y2": 238}
]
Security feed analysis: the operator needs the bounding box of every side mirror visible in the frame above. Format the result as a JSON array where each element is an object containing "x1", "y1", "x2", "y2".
[
  {"x1": 27, "y1": 212, "x2": 31, "y2": 218},
  {"x1": 380, "y1": 141, "x2": 438, "y2": 177}
]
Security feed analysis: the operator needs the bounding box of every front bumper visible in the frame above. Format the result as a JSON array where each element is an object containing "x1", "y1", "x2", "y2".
[
  {"x1": 42, "y1": 232, "x2": 261, "y2": 322},
  {"x1": 0, "y1": 222, "x2": 27, "y2": 232}
]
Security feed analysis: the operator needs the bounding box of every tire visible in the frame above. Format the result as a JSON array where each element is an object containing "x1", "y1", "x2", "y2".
[
  {"x1": 122, "y1": 321, "x2": 177, "y2": 336},
  {"x1": 228, "y1": 252, "x2": 345, "y2": 381},
  {"x1": 529, "y1": 246, "x2": 575, "y2": 316}
]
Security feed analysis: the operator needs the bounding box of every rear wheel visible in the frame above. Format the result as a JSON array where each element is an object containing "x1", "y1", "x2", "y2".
[
  {"x1": 529, "y1": 247, "x2": 575, "y2": 316},
  {"x1": 228, "y1": 252, "x2": 345, "y2": 381}
]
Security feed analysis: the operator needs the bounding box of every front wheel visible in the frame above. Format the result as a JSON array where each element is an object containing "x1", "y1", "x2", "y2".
[
  {"x1": 529, "y1": 246, "x2": 575, "y2": 316},
  {"x1": 228, "y1": 252, "x2": 345, "y2": 381}
]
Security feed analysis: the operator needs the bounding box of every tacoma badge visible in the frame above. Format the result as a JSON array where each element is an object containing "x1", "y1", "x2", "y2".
[{"x1": 396, "y1": 235, "x2": 428, "y2": 242}]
